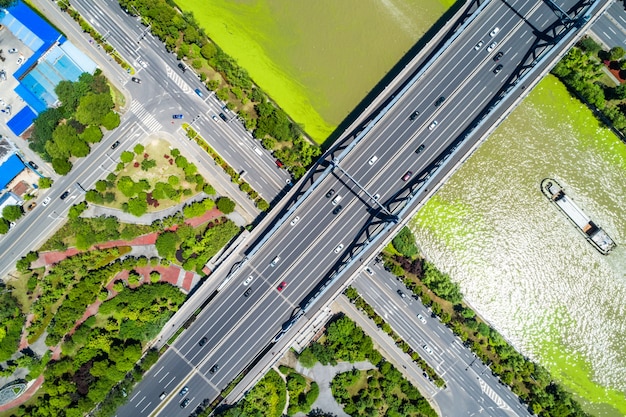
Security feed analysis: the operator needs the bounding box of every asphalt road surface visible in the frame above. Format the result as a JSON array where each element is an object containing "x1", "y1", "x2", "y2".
[
  {"x1": 353, "y1": 263, "x2": 531, "y2": 417},
  {"x1": 591, "y1": 1, "x2": 626, "y2": 50},
  {"x1": 116, "y1": 1, "x2": 590, "y2": 415}
]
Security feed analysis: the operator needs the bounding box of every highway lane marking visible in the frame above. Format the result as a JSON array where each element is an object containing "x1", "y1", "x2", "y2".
[
  {"x1": 135, "y1": 395, "x2": 146, "y2": 407},
  {"x1": 158, "y1": 371, "x2": 170, "y2": 383},
  {"x1": 620, "y1": 15, "x2": 626, "y2": 25},
  {"x1": 164, "y1": 376, "x2": 176, "y2": 389},
  {"x1": 130, "y1": 391, "x2": 142, "y2": 402},
  {"x1": 604, "y1": 31, "x2": 613, "y2": 40},
  {"x1": 139, "y1": 401, "x2": 153, "y2": 413},
  {"x1": 609, "y1": 26, "x2": 618, "y2": 35}
]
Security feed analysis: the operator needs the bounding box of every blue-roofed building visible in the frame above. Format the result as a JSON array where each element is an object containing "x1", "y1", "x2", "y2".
[
  {"x1": 0, "y1": 1, "x2": 97, "y2": 136},
  {"x1": 0, "y1": 154, "x2": 25, "y2": 191}
]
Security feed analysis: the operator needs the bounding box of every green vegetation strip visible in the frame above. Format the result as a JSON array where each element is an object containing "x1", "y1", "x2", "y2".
[
  {"x1": 186, "y1": 125, "x2": 270, "y2": 211},
  {"x1": 382, "y1": 234, "x2": 593, "y2": 416},
  {"x1": 344, "y1": 287, "x2": 445, "y2": 388}
]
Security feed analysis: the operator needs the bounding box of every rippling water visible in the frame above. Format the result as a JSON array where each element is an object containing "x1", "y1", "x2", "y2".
[{"x1": 412, "y1": 75, "x2": 626, "y2": 415}]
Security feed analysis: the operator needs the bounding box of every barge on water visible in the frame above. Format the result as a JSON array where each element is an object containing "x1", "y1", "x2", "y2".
[{"x1": 541, "y1": 178, "x2": 616, "y2": 255}]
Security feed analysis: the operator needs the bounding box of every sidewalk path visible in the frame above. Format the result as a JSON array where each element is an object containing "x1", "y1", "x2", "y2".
[{"x1": 293, "y1": 361, "x2": 376, "y2": 417}]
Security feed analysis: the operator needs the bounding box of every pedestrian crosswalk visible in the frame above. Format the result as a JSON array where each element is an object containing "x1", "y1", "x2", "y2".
[
  {"x1": 130, "y1": 100, "x2": 162, "y2": 132},
  {"x1": 479, "y1": 378, "x2": 509, "y2": 409},
  {"x1": 165, "y1": 65, "x2": 191, "y2": 93}
]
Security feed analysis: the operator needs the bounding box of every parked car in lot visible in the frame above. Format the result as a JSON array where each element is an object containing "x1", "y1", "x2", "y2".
[
  {"x1": 8, "y1": 48, "x2": 18, "y2": 54},
  {"x1": 172, "y1": 114, "x2": 183, "y2": 119}
]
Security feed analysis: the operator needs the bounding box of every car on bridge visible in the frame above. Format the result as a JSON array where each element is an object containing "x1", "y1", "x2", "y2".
[
  {"x1": 474, "y1": 40, "x2": 483, "y2": 51},
  {"x1": 493, "y1": 51, "x2": 504, "y2": 61},
  {"x1": 493, "y1": 65, "x2": 503, "y2": 74},
  {"x1": 409, "y1": 110, "x2": 419, "y2": 120},
  {"x1": 332, "y1": 205, "x2": 343, "y2": 215},
  {"x1": 402, "y1": 171, "x2": 413, "y2": 181},
  {"x1": 487, "y1": 41, "x2": 497, "y2": 52},
  {"x1": 179, "y1": 386, "x2": 189, "y2": 396},
  {"x1": 199, "y1": 337, "x2": 208, "y2": 347},
  {"x1": 434, "y1": 96, "x2": 445, "y2": 106},
  {"x1": 325, "y1": 189, "x2": 335, "y2": 198},
  {"x1": 489, "y1": 27, "x2": 500, "y2": 37},
  {"x1": 334, "y1": 244, "x2": 344, "y2": 254},
  {"x1": 415, "y1": 144, "x2": 425, "y2": 154},
  {"x1": 277, "y1": 281, "x2": 287, "y2": 291},
  {"x1": 428, "y1": 120, "x2": 438, "y2": 131}
]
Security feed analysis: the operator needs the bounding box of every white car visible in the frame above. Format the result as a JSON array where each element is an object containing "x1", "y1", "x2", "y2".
[
  {"x1": 368, "y1": 155, "x2": 378, "y2": 165},
  {"x1": 474, "y1": 41, "x2": 484, "y2": 51},
  {"x1": 373, "y1": 194, "x2": 380, "y2": 201},
  {"x1": 41, "y1": 196, "x2": 51, "y2": 207},
  {"x1": 428, "y1": 120, "x2": 438, "y2": 131},
  {"x1": 8, "y1": 48, "x2": 17, "y2": 54},
  {"x1": 489, "y1": 27, "x2": 500, "y2": 37},
  {"x1": 417, "y1": 314, "x2": 427, "y2": 324},
  {"x1": 487, "y1": 42, "x2": 497, "y2": 53},
  {"x1": 17, "y1": 56, "x2": 24, "y2": 65},
  {"x1": 365, "y1": 267, "x2": 374, "y2": 275},
  {"x1": 334, "y1": 244, "x2": 344, "y2": 254},
  {"x1": 423, "y1": 345, "x2": 434, "y2": 355},
  {"x1": 243, "y1": 275, "x2": 254, "y2": 286},
  {"x1": 290, "y1": 216, "x2": 300, "y2": 226}
]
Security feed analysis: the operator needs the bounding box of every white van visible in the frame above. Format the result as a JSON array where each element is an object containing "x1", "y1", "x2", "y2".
[
  {"x1": 332, "y1": 195, "x2": 342, "y2": 206},
  {"x1": 270, "y1": 256, "x2": 280, "y2": 267}
]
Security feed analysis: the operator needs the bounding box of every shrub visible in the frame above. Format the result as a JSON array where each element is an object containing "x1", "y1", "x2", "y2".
[
  {"x1": 216, "y1": 196, "x2": 236, "y2": 214},
  {"x1": 38, "y1": 177, "x2": 53, "y2": 189}
]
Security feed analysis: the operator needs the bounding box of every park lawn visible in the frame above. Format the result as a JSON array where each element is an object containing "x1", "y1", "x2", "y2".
[
  {"x1": 345, "y1": 370, "x2": 370, "y2": 397},
  {"x1": 106, "y1": 139, "x2": 200, "y2": 211},
  {"x1": 6, "y1": 269, "x2": 43, "y2": 314}
]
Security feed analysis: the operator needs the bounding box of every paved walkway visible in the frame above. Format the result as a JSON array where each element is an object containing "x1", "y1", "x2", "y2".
[{"x1": 292, "y1": 361, "x2": 376, "y2": 417}]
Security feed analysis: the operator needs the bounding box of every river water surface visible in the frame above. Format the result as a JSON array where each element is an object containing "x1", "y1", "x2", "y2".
[{"x1": 412, "y1": 75, "x2": 626, "y2": 416}]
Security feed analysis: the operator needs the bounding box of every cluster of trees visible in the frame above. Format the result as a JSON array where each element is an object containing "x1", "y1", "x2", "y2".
[
  {"x1": 29, "y1": 71, "x2": 119, "y2": 174},
  {"x1": 332, "y1": 364, "x2": 436, "y2": 417},
  {"x1": 155, "y1": 216, "x2": 240, "y2": 273},
  {"x1": 298, "y1": 315, "x2": 382, "y2": 368},
  {"x1": 8, "y1": 246, "x2": 184, "y2": 417},
  {"x1": 0, "y1": 290, "x2": 25, "y2": 362},
  {"x1": 39, "y1": 214, "x2": 150, "y2": 251},
  {"x1": 278, "y1": 366, "x2": 320, "y2": 415},
  {"x1": 86, "y1": 146, "x2": 214, "y2": 217},
  {"x1": 553, "y1": 39, "x2": 626, "y2": 133},
  {"x1": 382, "y1": 250, "x2": 593, "y2": 417},
  {"x1": 343, "y1": 287, "x2": 444, "y2": 387},
  {"x1": 0, "y1": 204, "x2": 23, "y2": 234},
  {"x1": 391, "y1": 226, "x2": 418, "y2": 258},
  {"x1": 215, "y1": 369, "x2": 286, "y2": 417},
  {"x1": 26, "y1": 247, "x2": 128, "y2": 345},
  {"x1": 117, "y1": 0, "x2": 320, "y2": 178}
]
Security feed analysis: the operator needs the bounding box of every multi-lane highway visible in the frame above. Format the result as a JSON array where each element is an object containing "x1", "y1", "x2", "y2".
[
  {"x1": 116, "y1": 0, "x2": 598, "y2": 415},
  {"x1": 591, "y1": 1, "x2": 626, "y2": 49},
  {"x1": 353, "y1": 263, "x2": 531, "y2": 417}
]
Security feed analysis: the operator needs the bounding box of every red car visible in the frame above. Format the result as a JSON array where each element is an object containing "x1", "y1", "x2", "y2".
[
  {"x1": 277, "y1": 281, "x2": 287, "y2": 291},
  {"x1": 275, "y1": 159, "x2": 284, "y2": 168}
]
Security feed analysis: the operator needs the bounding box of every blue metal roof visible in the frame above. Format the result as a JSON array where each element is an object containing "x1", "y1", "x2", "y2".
[
  {"x1": 6, "y1": 106, "x2": 38, "y2": 136},
  {"x1": 0, "y1": 1, "x2": 64, "y2": 52},
  {"x1": 0, "y1": 154, "x2": 26, "y2": 190}
]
